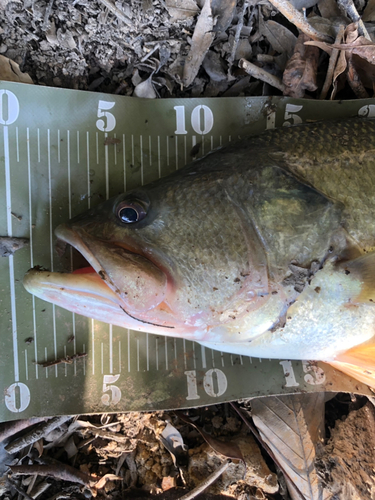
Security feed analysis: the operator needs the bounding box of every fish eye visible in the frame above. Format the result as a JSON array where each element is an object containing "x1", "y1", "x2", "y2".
[{"x1": 116, "y1": 200, "x2": 147, "y2": 224}]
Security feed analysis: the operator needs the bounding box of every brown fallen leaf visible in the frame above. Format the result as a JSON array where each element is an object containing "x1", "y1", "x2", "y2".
[
  {"x1": 282, "y1": 33, "x2": 319, "y2": 98},
  {"x1": 182, "y1": 0, "x2": 215, "y2": 87},
  {"x1": 0, "y1": 55, "x2": 33, "y2": 84}
]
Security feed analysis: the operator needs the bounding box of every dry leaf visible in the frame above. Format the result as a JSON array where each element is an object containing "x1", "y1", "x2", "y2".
[
  {"x1": 0, "y1": 55, "x2": 33, "y2": 84},
  {"x1": 362, "y1": 0, "x2": 375, "y2": 21},
  {"x1": 283, "y1": 33, "x2": 319, "y2": 98},
  {"x1": 133, "y1": 75, "x2": 157, "y2": 98},
  {"x1": 177, "y1": 412, "x2": 244, "y2": 463},
  {"x1": 165, "y1": 0, "x2": 199, "y2": 21},
  {"x1": 160, "y1": 422, "x2": 188, "y2": 467},
  {"x1": 251, "y1": 393, "x2": 329, "y2": 500},
  {"x1": 259, "y1": 17, "x2": 297, "y2": 59},
  {"x1": 182, "y1": 0, "x2": 215, "y2": 87}
]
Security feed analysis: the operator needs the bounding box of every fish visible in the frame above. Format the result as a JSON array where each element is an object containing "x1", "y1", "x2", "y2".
[{"x1": 23, "y1": 118, "x2": 375, "y2": 388}]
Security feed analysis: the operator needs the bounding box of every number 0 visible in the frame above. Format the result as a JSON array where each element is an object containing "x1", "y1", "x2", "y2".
[
  {"x1": 5, "y1": 382, "x2": 31, "y2": 413},
  {"x1": 0, "y1": 90, "x2": 20, "y2": 125}
]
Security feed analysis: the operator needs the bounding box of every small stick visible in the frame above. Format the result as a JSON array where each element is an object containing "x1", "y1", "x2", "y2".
[
  {"x1": 268, "y1": 0, "x2": 332, "y2": 43},
  {"x1": 239, "y1": 58, "x2": 285, "y2": 92},
  {"x1": 97, "y1": 0, "x2": 132, "y2": 25},
  {"x1": 178, "y1": 460, "x2": 231, "y2": 500},
  {"x1": 336, "y1": 0, "x2": 371, "y2": 40},
  {"x1": 35, "y1": 352, "x2": 87, "y2": 368},
  {"x1": 42, "y1": 0, "x2": 54, "y2": 31},
  {"x1": 6, "y1": 478, "x2": 35, "y2": 500},
  {"x1": 320, "y1": 24, "x2": 345, "y2": 99},
  {"x1": 5, "y1": 416, "x2": 72, "y2": 454}
]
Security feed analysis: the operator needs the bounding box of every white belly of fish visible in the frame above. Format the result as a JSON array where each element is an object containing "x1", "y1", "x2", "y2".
[{"x1": 201, "y1": 263, "x2": 375, "y2": 361}]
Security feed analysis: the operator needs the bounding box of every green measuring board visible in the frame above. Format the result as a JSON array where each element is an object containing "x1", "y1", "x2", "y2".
[{"x1": 1, "y1": 81, "x2": 374, "y2": 422}]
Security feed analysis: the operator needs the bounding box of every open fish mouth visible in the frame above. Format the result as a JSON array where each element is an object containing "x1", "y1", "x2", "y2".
[{"x1": 23, "y1": 223, "x2": 173, "y2": 332}]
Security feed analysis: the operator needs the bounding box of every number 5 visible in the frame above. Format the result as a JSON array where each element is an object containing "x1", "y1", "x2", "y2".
[
  {"x1": 283, "y1": 104, "x2": 303, "y2": 127},
  {"x1": 101, "y1": 374, "x2": 121, "y2": 405},
  {"x1": 96, "y1": 100, "x2": 116, "y2": 132}
]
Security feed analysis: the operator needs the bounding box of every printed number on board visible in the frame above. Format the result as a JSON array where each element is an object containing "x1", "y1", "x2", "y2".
[
  {"x1": 96, "y1": 100, "x2": 116, "y2": 132},
  {"x1": 5, "y1": 382, "x2": 31, "y2": 413},
  {"x1": 0, "y1": 90, "x2": 20, "y2": 125},
  {"x1": 283, "y1": 104, "x2": 303, "y2": 126},
  {"x1": 185, "y1": 369, "x2": 228, "y2": 400},
  {"x1": 280, "y1": 360, "x2": 325, "y2": 387},
  {"x1": 101, "y1": 374, "x2": 121, "y2": 405},
  {"x1": 174, "y1": 105, "x2": 214, "y2": 135},
  {"x1": 358, "y1": 105, "x2": 375, "y2": 118}
]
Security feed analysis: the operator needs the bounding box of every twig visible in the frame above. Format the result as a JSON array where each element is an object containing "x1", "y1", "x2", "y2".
[
  {"x1": 320, "y1": 24, "x2": 345, "y2": 99},
  {"x1": 239, "y1": 59, "x2": 285, "y2": 92},
  {"x1": 10, "y1": 464, "x2": 95, "y2": 488},
  {"x1": 5, "y1": 416, "x2": 72, "y2": 454},
  {"x1": 42, "y1": 0, "x2": 54, "y2": 31},
  {"x1": 97, "y1": 0, "x2": 132, "y2": 25},
  {"x1": 336, "y1": 0, "x2": 371, "y2": 40},
  {"x1": 178, "y1": 460, "x2": 231, "y2": 500},
  {"x1": 35, "y1": 352, "x2": 87, "y2": 368},
  {"x1": 228, "y1": 2, "x2": 249, "y2": 66},
  {"x1": 6, "y1": 478, "x2": 35, "y2": 500},
  {"x1": 0, "y1": 418, "x2": 46, "y2": 442},
  {"x1": 268, "y1": 0, "x2": 332, "y2": 43}
]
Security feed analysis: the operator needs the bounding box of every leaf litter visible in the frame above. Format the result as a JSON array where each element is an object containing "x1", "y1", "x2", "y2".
[{"x1": 2, "y1": 0, "x2": 375, "y2": 498}]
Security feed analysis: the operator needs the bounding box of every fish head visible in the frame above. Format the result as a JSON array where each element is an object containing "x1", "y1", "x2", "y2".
[{"x1": 24, "y1": 168, "x2": 274, "y2": 340}]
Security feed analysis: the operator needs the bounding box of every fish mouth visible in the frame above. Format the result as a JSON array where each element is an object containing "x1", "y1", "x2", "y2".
[{"x1": 23, "y1": 223, "x2": 173, "y2": 331}]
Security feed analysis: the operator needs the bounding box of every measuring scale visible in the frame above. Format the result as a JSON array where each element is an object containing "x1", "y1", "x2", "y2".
[{"x1": 1, "y1": 81, "x2": 374, "y2": 422}]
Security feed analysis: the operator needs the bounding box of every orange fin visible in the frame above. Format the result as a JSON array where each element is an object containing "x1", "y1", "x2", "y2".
[{"x1": 329, "y1": 340, "x2": 375, "y2": 389}]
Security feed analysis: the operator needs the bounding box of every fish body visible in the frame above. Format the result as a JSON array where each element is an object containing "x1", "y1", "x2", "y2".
[{"x1": 24, "y1": 119, "x2": 375, "y2": 386}]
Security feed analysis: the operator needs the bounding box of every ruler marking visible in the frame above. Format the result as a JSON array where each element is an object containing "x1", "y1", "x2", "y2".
[
  {"x1": 101, "y1": 342, "x2": 104, "y2": 375},
  {"x1": 165, "y1": 337, "x2": 168, "y2": 371},
  {"x1": 127, "y1": 330, "x2": 130, "y2": 372},
  {"x1": 183, "y1": 339, "x2": 187, "y2": 370},
  {"x1": 37, "y1": 128, "x2": 40, "y2": 162},
  {"x1": 48, "y1": 129, "x2": 53, "y2": 270},
  {"x1": 123, "y1": 134, "x2": 126, "y2": 192},
  {"x1": 96, "y1": 132, "x2": 99, "y2": 164},
  {"x1": 201, "y1": 345, "x2": 207, "y2": 370},
  {"x1": 140, "y1": 134, "x2": 144, "y2": 185},
  {"x1": 240, "y1": 355, "x2": 243, "y2": 365},
  {"x1": 83, "y1": 343, "x2": 86, "y2": 375},
  {"x1": 4, "y1": 126, "x2": 20, "y2": 383},
  {"x1": 45, "y1": 348, "x2": 48, "y2": 378},
  {"x1": 259, "y1": 358, "x2": 262, "y2": 363},
  {"x1": 201, "y1": 135, "x2": 204, "y2": 156},
  {"x1": 210, "y1": 135, "x2": 213, "y2": 151},
  {"x1": 53, "y1": 305, "x2": 58, "y2": 378},
  {"x1": 184, "y1": 136, "x2": 187, "y2": 165},
  {"x1": 73, "y1": 312, "x2": 76, "y2": 376},
  {"x1": 192, "y1": 135, "x2": 196, "y2": 150},
  {"x1": 64, "y1": 346, "x2": 67, "y2": 377},
  {"x1": 57, "y1": 129, "x2": 60, "y2": 163},
  {"x1": 249, "y1": 357, "x2": 252, "y2": 364},
  {"x1": 105, "y1": 132, "x2": 109, "y2": 199},
  {"x1": 175, "y1": 135, "x2": 178, "y2": 170},
  {"x1": 174, "y1": 338, "x2": 177, "y2": 362},
  {"x1": 192, "y1": 342, "x2": 196, "y2": 370},
  {"x1": 212, "y1": 349, "x2": 215, "y2": 368},
  {"x1": 67, "y1": 131, "x2": 72, "y2": 219},
  {"x1": 156, "y1": 338, "x2": 159, "y2": 371},
  {"x1": 27, "y1": 128, "x2": 38, "y2": 378},
  {"x1": 91, "y1": 319, "x2": 95, "y2": 375},
  {"x1": 157, "y1": 135, "x2": 161, "y2": 178},
  {"x1": 24, "y1": 350, "x2": 28, "y2": 381},
  {"x1": 114, "y1": 132, "x2": 117, "y2": 165},
  {"x1": 86, "y1": 131, "x2": 90, "y2": 209},
  {"x1": 230, "y1": 354, "x2": 234, "y2": 366},
  {"x1": 149, "y1": 135, "x2": 152, "y2": 166},
  {"x1": 119, "y1": 340, "x2": 121, "y2": 373},
  {"x1": 137, "y1": 338, "x2": 140, "y2": 372},
  {"x1": 219, "y1": 135, "x2": 222, "y2": 146},
  {"x1": 221, "y1": 352, "x2": 225, "y2": 367},
  {"x1": 15, "y1": 126, "x2": 19, "y2": 161},
  {"x1": 131, "y1": 134, "x2": 134, "y2": 166},
  {"x1": 77, "y1": 130, "x2": 80, "y2": 163},
  {"x1": 166, "y1": 135, "x2": 169, "y2": 166},
  {"x1": 229, "y1": 135, "x2": 232, "y2": 142},
  {"x1": 146, "y1": 332, "x2": 149, "y2": 371},
  {"x1": 109, "y1": 324, "x2": 113, "y2": 374}
]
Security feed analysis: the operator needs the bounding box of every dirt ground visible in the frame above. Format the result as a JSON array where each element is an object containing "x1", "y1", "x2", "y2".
[{"x1": 1, "y1": 0, "x2": 375, "y2": 499}]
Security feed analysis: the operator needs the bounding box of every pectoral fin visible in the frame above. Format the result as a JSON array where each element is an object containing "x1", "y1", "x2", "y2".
[
  {"x1": 337, "y1": 252, "x2": 375, "y2": 303},
  {"x1": 329, "y1": 339, "x2": 375, "y2": 388}
]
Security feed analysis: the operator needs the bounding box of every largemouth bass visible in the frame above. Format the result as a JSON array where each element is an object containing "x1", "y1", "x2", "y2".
[{"x1": 24, "y1": 119, "x2": 375, "y2": 388}]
